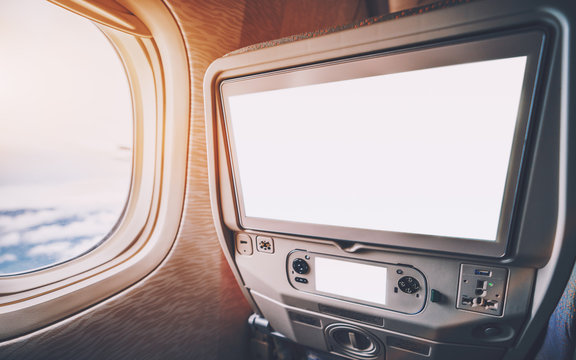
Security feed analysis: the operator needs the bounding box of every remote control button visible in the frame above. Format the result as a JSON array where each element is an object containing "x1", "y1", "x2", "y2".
[
  {"x1": 398, "y1": 276, "x2": 420, "y2": 294},
  {"x1": 292, "y1": 258, "x2": 310, "y2": 274}
]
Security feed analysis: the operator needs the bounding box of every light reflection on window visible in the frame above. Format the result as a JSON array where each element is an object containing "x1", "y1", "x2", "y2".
[{"x1": 0, "y1": 0, "x2": 132, "y2": 275}]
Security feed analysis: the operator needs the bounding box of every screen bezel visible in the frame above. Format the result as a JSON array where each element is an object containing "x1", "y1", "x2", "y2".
[{"x1": 220, "y1": 30, "x2": 545, "y2": 258}]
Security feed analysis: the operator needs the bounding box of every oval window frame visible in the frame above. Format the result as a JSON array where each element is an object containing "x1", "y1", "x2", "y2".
[{"x1": 0, "y1": 0, "x2": 190, "y2": 341}]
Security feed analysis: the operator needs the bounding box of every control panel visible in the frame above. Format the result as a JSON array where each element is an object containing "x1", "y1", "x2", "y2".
[
  {"x1": 457, "y1": 264, "x2": 508, "y2": 316},
  {"x1": 287, "y1": 250, "x2": 427, "y2": 314}
]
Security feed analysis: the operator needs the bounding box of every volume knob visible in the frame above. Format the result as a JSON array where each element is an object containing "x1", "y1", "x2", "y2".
[
  {"x1": 292, "y1": 258, "x2": 310, "y2": 274},
  {"x1": 398, "y1": 276, "x2": 420, "y2": 294}
]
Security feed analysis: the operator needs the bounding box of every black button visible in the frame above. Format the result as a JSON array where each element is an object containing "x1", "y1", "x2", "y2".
[
  {"x1": 482, "y1": 327, "x2": 501, "y2": 337},
  {"x1": 295, "y1": 277, "x2": 308, "y2": 284},
  {"x1": 292, "y1": 258, "x2": 310, "y2": 274},
  {"x1": 398, "y1": 276, "x2": 420, "y2": 294}
]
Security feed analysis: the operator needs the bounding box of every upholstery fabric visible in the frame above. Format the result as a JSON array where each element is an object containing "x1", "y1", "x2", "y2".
[{"x1": 535, "y1": 265, "x2": 576, "y2": 360}]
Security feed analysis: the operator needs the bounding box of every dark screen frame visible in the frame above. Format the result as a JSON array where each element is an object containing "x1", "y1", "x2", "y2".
[{"x1": 220, "y1": 30, "x2": 545, "y2": 258}]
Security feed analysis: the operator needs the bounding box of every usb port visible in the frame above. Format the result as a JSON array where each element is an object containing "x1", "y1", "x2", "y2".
[{"x1": 474, "y1": 269, "x2": 492, "y2": 277}]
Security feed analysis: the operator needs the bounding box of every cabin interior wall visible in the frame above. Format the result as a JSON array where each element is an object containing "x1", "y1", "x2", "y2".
[{"x1": 0, "y1": 0, "x2": 388, "y2": 359}]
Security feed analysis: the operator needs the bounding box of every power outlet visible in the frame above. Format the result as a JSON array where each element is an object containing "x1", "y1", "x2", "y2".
[{"x1": 457, "y1": 264, "x2": 507, "y2": 316}]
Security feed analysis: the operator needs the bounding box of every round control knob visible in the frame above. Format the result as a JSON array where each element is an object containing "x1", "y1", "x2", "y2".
[
  {"x1": 292, "y1": 258, "x2": 310, "y2": 274},
  {"x1": 398, "y1": 276, "x2": 420, "y2": 294}
]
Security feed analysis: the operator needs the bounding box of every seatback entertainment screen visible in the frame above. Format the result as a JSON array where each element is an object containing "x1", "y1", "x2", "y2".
[{"x1": 221, "y1": 31, "x2": 544, "y2": 257}]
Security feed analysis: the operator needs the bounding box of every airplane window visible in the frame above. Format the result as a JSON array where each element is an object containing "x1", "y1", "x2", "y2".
[{"x1": 0, "y1": 0, "x2": 132, "y2": 275}]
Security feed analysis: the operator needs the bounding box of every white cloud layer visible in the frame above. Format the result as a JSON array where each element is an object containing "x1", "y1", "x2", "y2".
[
  {"x1": 0, "y1": 253, "x2": 17, "y2": 264},
  {"x1": 27, "y1": 237, "x2": 98, "y2": 261},
  {"x1": 0, "y1": 232, "x2": 20, "y2": 247},
  {"x1": 0, "y1": 208, "x2": 75, "y2": 233},
  {"x1": 27, "y1": 241, "x2": 71, "y2": 257},
  {"x1": 21, "y1": 211, "x2": 118, "y2": 245},
  {"x1": 59, "y1": 237, "x2": 99, "y2": 261},
  {"x1": 0, "y1": 206, "x2": 120, "y2": 273},
  {"x1": 0, "y1": 208, "x2": 119, "y2": 247}
]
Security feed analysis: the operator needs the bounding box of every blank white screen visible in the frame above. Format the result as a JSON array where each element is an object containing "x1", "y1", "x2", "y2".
[
  {"x1": 315, "y1": 257, "x2": 387, "y2": 305},
  {"x1": 228, "y1": 56, "x2": 527, "y2": 241}
]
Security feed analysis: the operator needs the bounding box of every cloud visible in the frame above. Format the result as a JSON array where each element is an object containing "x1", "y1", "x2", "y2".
[
  {"x1": 0, "y1": 253, "x2": 17, "y2": 264},
  {"x1": 0, "y1": 205, "x2": 122, "y2": 274},
  {"x1": 27, "y1": 237, "x2": 98, "y2": 261},
  {"x1": 59, "y1": 237, "x2": 99, "y2": 260},
  {"x1": 0, "y1": 208, "x2": 75, "y2": 233},
  {"x1": 0, "y1": 232, "x2": 20, "y2": 247},
  {"x1": 27, "y1": 241, "x2": 71, "y2": 257},
  {"x1": 22, "y1": 211, "x2": 118, "y2": 244}
]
